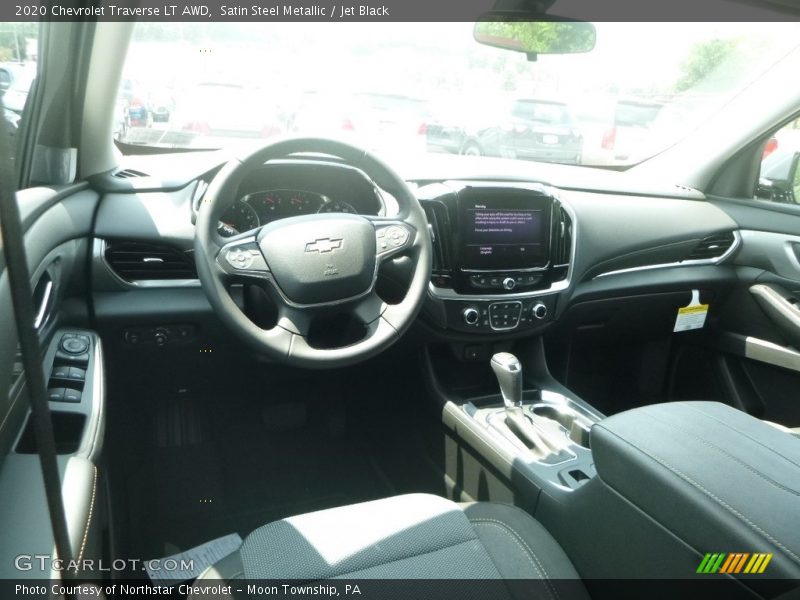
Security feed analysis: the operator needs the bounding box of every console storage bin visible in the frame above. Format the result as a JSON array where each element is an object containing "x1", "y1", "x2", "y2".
[{"x1": 592, "y1": 401, "x2": 800, "y2": 585}]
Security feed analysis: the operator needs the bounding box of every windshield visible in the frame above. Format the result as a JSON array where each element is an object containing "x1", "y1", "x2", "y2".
[{"x1": 116, "y1": 22, "x2": 800, "y2": 168}]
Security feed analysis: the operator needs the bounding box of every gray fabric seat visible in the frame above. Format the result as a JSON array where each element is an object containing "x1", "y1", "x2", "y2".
[
  {"x1": 764, "y1": 419, "x2": 800, "y2": 439},
  {"x1": 195, "y1": 493, "x2": 588, "y2": 599}
]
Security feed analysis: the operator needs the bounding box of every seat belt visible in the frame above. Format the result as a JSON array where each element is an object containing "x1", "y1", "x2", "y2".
[{"x1": 0, "y1": 102, "x2": 76, "y2": 588}]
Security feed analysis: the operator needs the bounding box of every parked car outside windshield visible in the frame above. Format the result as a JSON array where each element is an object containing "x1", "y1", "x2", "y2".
[{"x1": 115, "y1": 22, "x2": 800, "y2": 169}]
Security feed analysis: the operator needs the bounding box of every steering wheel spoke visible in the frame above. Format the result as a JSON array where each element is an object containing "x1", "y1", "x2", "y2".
[
  {"x1": 275, "y1": 304, "x2": 313, "y2": 337},
  {"x1": 352, "y1": 290, "x2": 389, "y2": 326},
  {"x1": 215, "y1": 234, "x2": 271, "y2": 283}
]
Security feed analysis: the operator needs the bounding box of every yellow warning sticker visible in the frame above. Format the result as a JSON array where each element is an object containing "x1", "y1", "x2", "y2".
[
  {"x1": 674, "y1": 290, "x2": 709, "y2": 332},
  {"x1": 678, "y1": 305, "x2": 709, "y2": 315}
]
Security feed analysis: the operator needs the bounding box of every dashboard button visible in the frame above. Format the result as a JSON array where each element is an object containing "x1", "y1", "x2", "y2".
[
  {"x1": 470, "y1": 275, "x2": 490, "y2": 288},
  {"x1": 532, "y1": 303, "x2": 548, "y2": 319},
  {"x1": 502, "y1": 277, "x2": 516, "y2": 290},
  {"x1": 488, "y1": 301, "x2": 522, "y2": 330},
  {"x1": 462, "y1": 307, "x2": 480, "y2": 325}
]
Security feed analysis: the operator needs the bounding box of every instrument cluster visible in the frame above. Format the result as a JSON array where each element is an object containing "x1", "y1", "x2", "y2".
[{"x1": 218, "y1": 189, "x2": 361, "y2": 237}]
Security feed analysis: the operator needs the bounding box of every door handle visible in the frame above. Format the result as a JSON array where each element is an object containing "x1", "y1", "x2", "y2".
[
  {"x1": 32, "y1": 275, "x2": 54, "y2": 330},
  {"x1": 750, "y1": 283, "x2": 800, "y2": 349}
]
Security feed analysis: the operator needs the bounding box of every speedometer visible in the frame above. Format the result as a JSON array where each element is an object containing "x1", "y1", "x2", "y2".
[
  {"x1": 218, "y1": 200, "x2": 259, "y2": 237},
  {"x1": 318, "y1": 200, "x2": 359, "y2": 215},
  {"x1": 245, "y1": 190, "x2": 324, "y2": 222},
  {"x1": 288, "y1": 192, "x2": 317, "y2": 215}
]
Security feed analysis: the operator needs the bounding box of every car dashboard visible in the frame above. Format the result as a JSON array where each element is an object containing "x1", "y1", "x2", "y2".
[{"x1": 89, "y1": 152, "x2": 741, "y2": 352}]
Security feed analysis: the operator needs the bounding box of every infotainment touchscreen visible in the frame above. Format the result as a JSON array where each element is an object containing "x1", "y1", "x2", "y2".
[{"x1": 460, "y1": 193, "x2": 551, "y2": 270}]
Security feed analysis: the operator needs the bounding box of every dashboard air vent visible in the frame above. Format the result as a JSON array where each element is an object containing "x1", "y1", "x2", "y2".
[
  {"x1": 113, "y1": 168, "x2": 149, "y2": 179},
  {"x1": 553, "y1": 206, "x2": 573, "y2": 269},
  {"x1": 421, "y1": 201, "x2": 452, "y2": 273},
  {"x1": 105, "y1": 242, "x2": 197, "y2": 281},
  {"x1": 686, "y1": 231, "x2": 736, "y2": 261}
]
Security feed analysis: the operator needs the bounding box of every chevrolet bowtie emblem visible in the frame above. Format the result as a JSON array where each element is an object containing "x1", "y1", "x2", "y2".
[{"x1": 305, "y1": 238, "x2": 343, "y2": 253}]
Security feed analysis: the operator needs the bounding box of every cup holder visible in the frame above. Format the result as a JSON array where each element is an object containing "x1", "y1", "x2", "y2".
[{"x1": 531, "y1": 404, "x2": 592, "y2": 449}]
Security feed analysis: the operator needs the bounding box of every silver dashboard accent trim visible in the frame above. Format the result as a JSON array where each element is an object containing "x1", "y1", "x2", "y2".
[
  {"x1": 735, "y1": 229, "x2": 800, "y2": 282},
  {"x1": 427, "y1": 196, "x2": 577, "y2": 301},
  {"x1": 593, "y1": 229, "x2": 741, "y2": 279},
  {"x1": 461, "y1": 264, "x2": 550, "y2": 274},
  {"x1": 429, "y1": 278, "x2": 569, "y2": 300}
]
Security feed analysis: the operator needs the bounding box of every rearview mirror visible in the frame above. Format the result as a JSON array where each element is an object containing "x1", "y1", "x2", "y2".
[{"x1": 473, "y1": 19, "x2": 596, "y2": 57}]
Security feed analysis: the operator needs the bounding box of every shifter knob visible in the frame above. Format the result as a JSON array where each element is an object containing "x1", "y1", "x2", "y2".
[{"x1": 490, "y1": 352, "x2": 523, "y2": 409}]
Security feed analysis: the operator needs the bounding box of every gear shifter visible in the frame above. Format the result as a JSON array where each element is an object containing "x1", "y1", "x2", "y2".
[
  {"x1": 490, "y1": 352, "x2": 523, "y2": 409},
  {"x1": 490, "y1": 352, "x2": 556, "y2": 453}
]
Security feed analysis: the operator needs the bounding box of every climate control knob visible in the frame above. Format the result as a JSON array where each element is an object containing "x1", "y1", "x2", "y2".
[
  {"x1": 462, "y1": 306, "x2": 480, "y2": 325},
  {"x1": 154, "y1": 328, "x2": 169, "y2": 346},
  {"x1": 531, "y1": 303, "x2": 548, "y2": 320}
]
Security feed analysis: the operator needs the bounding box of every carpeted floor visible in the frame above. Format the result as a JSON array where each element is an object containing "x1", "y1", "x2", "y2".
[{"x1": 106, "y1": 354, "x2": 447, "y2": 567}]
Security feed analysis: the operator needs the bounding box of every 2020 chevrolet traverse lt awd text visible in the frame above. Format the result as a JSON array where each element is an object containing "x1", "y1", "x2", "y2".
[{"x1": 1, "y1": 7, "x2": 800, "y2": 600}]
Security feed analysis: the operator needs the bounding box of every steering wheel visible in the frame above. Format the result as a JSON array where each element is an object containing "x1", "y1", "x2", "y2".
[{"x1": 195, "y1": 138, "x2": 432, "y2": 368}]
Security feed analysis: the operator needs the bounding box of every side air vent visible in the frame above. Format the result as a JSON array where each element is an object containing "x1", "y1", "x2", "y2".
[
  {"x1": 113, "y1": 168, "x2": 149, "y2": 179},
  {"x1": 105, "y1": 242, "x2": 197, "y2": 281},
  {"x1": 552, "y1": 206, "x2": 573, "y2": 280},
  {"x1": 686, "y1": 231, "x2": 736, "y2": 261},
  {"x1": 421, "y1": 201, "x2": 453, "y2": 274}
]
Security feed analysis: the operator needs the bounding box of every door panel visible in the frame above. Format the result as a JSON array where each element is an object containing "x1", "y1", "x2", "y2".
[
  {"x1": 707, "y1": 199, "x2": 800, "y2": 426},
  {"x1": 0, "y1": 185, "x2": 103, "y2": 576}
]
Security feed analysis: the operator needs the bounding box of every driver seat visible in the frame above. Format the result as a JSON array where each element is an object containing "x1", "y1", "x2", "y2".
[{"x1": 194, "y1": 493, "x2": 588, "y2": 598}]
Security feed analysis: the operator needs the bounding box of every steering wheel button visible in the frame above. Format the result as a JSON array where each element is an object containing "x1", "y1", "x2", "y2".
[
  {"x1": 386, "y1": 226, "x2": 409, "y2": 244},
  {"x1": 227, "y1": 248, "x2": 254, "y2": 270}
]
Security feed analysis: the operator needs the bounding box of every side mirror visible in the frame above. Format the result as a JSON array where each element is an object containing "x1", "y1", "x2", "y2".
[
  {"x1": 757, "y1": 150, "x2": 800, "y2": 204},
  {"x1": 473, "y1": 19, "x2": 596, "y2": 58},
  {"x1": 793, "y1": 153, "x2": 800, "y2": 204}
]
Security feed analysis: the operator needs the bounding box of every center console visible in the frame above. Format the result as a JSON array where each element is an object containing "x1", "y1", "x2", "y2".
[
  {"x1": 424, "y1": 339, "x2": 604, "y2": 496},
  {"x1": 419, "y1": 182, "x2": 573, "y2": 335},
  {"x1": 426, "y1": 339, "x2": 800, "y2": 591}
]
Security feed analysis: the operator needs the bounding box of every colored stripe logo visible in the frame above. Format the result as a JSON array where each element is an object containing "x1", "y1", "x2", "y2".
[{"x1": 697, "y1": 553, "x2": 773, "y2": 574}]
